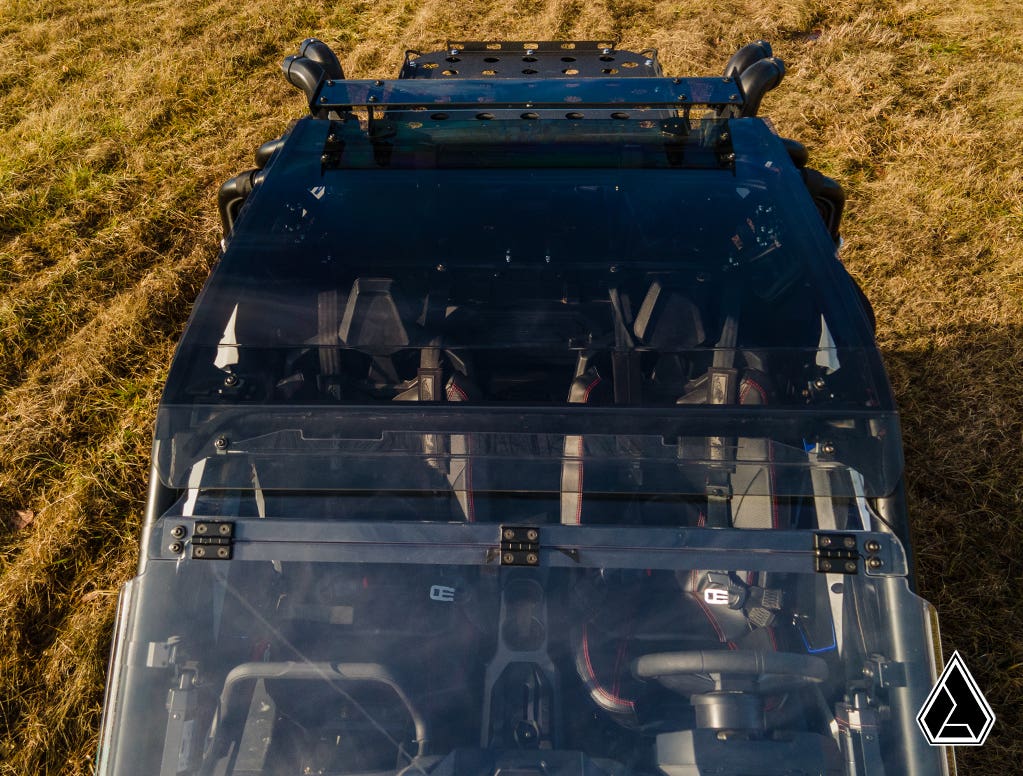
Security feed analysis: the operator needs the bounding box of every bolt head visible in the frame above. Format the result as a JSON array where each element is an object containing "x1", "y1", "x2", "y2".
[
  {"x1": 169, "y1": 542, "x2": 183, "y2": 554},
  {"x1": 526, "y1": 553, "x2": 538, "y2": 564},
  {"x1": 526, "y1": 529, "x2": 539, "y2": 541},
  {"x1": 502, "y1": 553, "x2": 515, "y2": 564},
  {"x1": 223, "y1": 373, "x2": 237, "y2": 387},
  {"x1": 195, "y1": 523, "x2": 208, "y2": 534},
  {"x1": 171, "y1": 525, "x2": 186, "y2": 538},
  {"x1": 503, "y1": 529, "x2": 515, "y2": 540},
  {"x1": 844, "y1": 561, "x2": 858, "y2": 573},
  {"x1": 219, "y1": 523, "x2": 232, "y2": 535},
  {"x1": 867, "y1": 557, "x2": 883, "y2": 569},
  {"x1": 214, "y1": 436, "x2": 228, "y2": 450},
  {"x1": 194, "y1": 547, "x2": 207, "y2": 558},
  {"x1": 865, "y1": 540, "x2": 881, "y2": 553},
  {"x1": 820, "y1": 535, "x2": 833, "y2": 547}
]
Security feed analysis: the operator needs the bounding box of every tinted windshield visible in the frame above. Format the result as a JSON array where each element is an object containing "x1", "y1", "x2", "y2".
[
  {"x1": 158, "y1": 118, "x2": 897, "y2": 498},
  {"x1": 97, "y1": 524, "x2": 943, "y2": 776}
]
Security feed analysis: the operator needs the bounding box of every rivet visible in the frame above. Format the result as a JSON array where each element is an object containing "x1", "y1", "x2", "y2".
[{"x1": 821, "y1": 560, "x2": 832, "y2": 571}]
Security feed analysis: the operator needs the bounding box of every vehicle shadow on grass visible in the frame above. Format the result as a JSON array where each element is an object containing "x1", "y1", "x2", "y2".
[{"x1": 883, "y1": 323, "x2": 1023, "y2": 772}]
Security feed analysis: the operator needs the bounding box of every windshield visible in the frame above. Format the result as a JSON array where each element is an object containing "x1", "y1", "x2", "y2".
[
  {"x1": 157, "y1": 117, "x2": 897, "y2": 499},
  {"x1": 97, "y1": 523, "x2": 944, "y2": 776}
]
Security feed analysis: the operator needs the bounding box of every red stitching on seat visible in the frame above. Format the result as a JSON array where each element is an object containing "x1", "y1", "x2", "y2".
[{"x1": 582, "y1": 626, "x2": 636, "y2": 710}]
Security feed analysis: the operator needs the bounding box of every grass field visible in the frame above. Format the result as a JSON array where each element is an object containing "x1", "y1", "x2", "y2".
[{"x1": 1, "y1": 0, "x2": 1021, "y2": 773}]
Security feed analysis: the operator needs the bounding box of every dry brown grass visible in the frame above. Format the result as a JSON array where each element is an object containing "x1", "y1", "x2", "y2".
[{"x1": 1, "y1": 0, "x2": 1021, "y2": 773}]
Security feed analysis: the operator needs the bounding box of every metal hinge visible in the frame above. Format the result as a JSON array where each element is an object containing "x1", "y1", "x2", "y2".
[
  {"x1": 500, "y1": 526, "x2": 540, "y2": 566},
  {"x1": 814, "y1": 532, "x2": 858, "y2": 574},
  {"x1": 191, "y1": 521, "x2": 234, "y2": 560}
]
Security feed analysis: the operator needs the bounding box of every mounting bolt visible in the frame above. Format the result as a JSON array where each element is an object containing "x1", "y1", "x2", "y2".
[
  {"x1": 503, "y1": 529, "x2": 515, "y2": 540},
  {"x1": 526, "y1": 553, "x2": 539, "y2": 564},
  {"x1": 526, "y1": 529, "x2": 539, "y2": 541},
  {"x1": 171, "y1": 525, "x2": 186, "y2": 539},
  {"x1": 223, "y1": 373, "x2": 238, "y2": 387},
  {"x1": 319, "y1": 96, "x2": 328, "y2": 103},
  {"x1": 844, "y1": 561, "x2": 858, "y2": 573},
  {"x1": 168, "y1": 542, "x2": 183, "y2": 554},
  {"x1": 214, "y1": 436, "x2": 228, "y2": 450},
  {"x1": 867, "y1": 557, "x2": 883, "y2": 570},
  {"x1": 436, "y1": 263, "x2": 446, "y2": 272},
  {"x1": 368, "y1": 95, "x2": 377, "y2": 102},
  {"x1": 375, "y1": 80, "x2": 383, "y2": 86},
  {"x1": 821, "y1": 442, "x2": 836, "y2": 454},
  {"x1": 194, "y1": 547, "x2": 207, "y2": 558},
  {"x1": 219, "y1": 524, "x2": 232, "y2": 535},
  {"x1": 729, "y1": 94, "x2": 739, "y2": 101},
  {"x1": 820, "y1": 560, "x2": 833, "y2": 572},
  {"x1": 217, "y1": 547, "x2": 230, "y2": 559},
  {"x1": 320, "y1": 154, "x2": 330, "y2": 164},
  {"x1": 820, "y1": 535, "x2": 833, "y2": 547},
  {"x1": 865, "y1": 540, "x2": 881, "y2": 553},
  {"x1": 843, "y1": 536, "x2": 856, "y2": 549},
  {"x1": 502, "y1": 552, "x2": 515, "y2": 564},
  {"x1": 813, "y1": 377, "x2": 827, "y2": 390}
]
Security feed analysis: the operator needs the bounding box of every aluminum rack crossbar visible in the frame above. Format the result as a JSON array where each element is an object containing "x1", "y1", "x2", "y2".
[{"x1": 313, "y1": 77, "x2": 743, "y2": 111}]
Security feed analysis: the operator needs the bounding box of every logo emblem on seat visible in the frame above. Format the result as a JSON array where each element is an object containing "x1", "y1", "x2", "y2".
[
  {"x1": 704, "y1": 588, "x2": 730, "y2": 606},
  {"x1": 917, "y1": 651, "x2": 995, "y2": 746},
  {"x1": 429, "y1": 585, "x2": 456, "y2": 602}
]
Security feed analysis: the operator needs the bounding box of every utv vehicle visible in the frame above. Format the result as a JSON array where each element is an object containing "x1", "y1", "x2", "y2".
[{"x1": 97, "y1": 40, "x2": 951, "y2": 776}]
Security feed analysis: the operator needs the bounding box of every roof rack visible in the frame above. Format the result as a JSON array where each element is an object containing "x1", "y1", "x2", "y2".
[
  {"x1": 400, "y1": 40, "x2": 662, "y2": 80},
  {"x1": 281, "y1": 39, "x2": 785, "y2": 118}
]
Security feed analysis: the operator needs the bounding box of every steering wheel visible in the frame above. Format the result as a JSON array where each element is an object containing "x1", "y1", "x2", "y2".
[{"x1": 633, "y1": 649, "x2": 829, "y2": 696}]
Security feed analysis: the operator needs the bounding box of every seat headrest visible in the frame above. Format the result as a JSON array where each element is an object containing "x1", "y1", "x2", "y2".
[{"x1": 632, "y1": 281, "x2": 705, "y2": 349}]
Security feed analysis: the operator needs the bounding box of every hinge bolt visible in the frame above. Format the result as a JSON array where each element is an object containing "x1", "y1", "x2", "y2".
[
  {"x1": 865, "y1": 540, "x2": 881, "y2": 553},
  {"x1": 845, "y1": 561, "x2": 858, "y2": 573},
  {"x1": 169, "y1": 542, "x2": 183, "y2": 554},
  {"x1": 867, "y1": 557, "x2": 883, "y2": 569},
  {"x1": 171, "y1": 525, "x2": 186, "y2": 539}
]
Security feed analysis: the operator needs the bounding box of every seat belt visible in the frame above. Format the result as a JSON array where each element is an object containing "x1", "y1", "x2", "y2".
[
  {"x1": 704, "y1": 284, "x2": 741, "y2": 528},
  {"x1": 608, "y1": 288, "x2": 641, "y2": 404}
]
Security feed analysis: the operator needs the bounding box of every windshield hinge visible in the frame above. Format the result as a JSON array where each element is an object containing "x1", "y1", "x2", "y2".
[
  {"x1": 192, "y1": 520, "x2": 234, "y2": 560},
  {"x1": 814, "y1": 532, "x2": 858, "y2": 574},
  {"x1": 500, "y1": 526, "x2": 540, "y2": 566}
]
